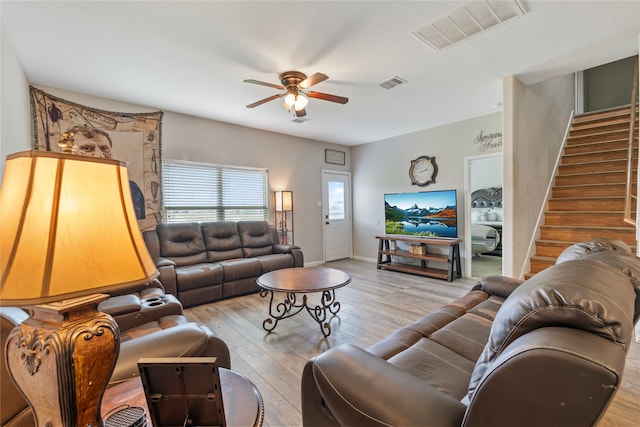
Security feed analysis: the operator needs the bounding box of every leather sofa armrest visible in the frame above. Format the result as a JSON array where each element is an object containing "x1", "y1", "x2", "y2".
[
  {"x1": 110, "y1": 321, "x2": 231, "y2": 384},
  {"x1": 291, "y1": 247, "x2": 304, "y2": 267},
  {"x1": 471, "y1": 274, "x2": 524, "y2": 298},
  {"x1": 155, "y1": 257, "x2": 176, "y2": 267},
  {"x1": 137, "y1": 279, "x2": 167, "y2": 300},
  {"x1": 302, "y1": 344, "x2": 465, "y2": 427},
  {"x1": 99, "y1": 294, "x2": 141, "y2": 317},
  {"x1": 464, "y1": 327, "x2": 627, "y2": 427},
  {"x1": 272, "y1": 244, "x2": 294, "y2": 253},
  {"x1": 154, "y1": 257, "x2": 178, "y2": 297},
  {"x1": 272, "y1": 244, "x2": 304, "y2": 267}
]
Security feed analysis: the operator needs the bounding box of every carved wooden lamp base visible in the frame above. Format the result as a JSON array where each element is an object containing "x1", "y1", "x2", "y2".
[{"x1": 5, "y1": 294, "x2": 119, "y2": 427}]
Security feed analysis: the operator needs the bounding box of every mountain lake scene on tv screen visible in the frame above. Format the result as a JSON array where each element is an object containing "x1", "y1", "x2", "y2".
[{"x1": 384, "y1": 191, "x2": 457, "y2": 238}]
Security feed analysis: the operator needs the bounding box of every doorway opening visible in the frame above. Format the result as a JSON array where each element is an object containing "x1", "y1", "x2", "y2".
[{"x1": 464, "y1": 153, "x2": 503, "y2": 278}]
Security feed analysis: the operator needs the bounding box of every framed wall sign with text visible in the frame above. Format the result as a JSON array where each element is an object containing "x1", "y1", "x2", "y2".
[{"x1": 325, "y1": 149, "x2": 346, "y2": 165}]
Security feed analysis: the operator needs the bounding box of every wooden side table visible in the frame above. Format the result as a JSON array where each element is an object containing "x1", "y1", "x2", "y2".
[{"x1": 102, "y1": 368, "x2": 264, "y2": 427}]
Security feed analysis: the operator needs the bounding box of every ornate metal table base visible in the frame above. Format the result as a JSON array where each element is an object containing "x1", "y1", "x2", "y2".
[{"x1": 260, "y1": 289, "x2": 341, "y2": 337}]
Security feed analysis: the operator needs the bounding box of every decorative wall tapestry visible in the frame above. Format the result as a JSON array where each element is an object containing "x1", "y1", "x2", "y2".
[{"x1": 29, "y1": 86, "x2": 162, "y2": 231}]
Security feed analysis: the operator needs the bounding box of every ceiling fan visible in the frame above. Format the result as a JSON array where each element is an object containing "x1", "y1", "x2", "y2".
[{"x1": 244, "y1": 71, "x2": 348, "y2": 118}]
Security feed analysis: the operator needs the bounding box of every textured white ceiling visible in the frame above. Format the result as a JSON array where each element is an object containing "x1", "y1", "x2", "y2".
[{"x1": 2, "y1": 1, "x2": 638, "y2": 146}]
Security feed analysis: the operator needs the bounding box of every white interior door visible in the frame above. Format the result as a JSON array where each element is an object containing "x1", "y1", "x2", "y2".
[{"x1": 323, "y1": 170, "x2": 352, "y2": 261}]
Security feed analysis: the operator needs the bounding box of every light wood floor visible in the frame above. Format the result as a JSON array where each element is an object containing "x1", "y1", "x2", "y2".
[{"x1": 185, "y1": 259, "x2": 639, "y2": 427}]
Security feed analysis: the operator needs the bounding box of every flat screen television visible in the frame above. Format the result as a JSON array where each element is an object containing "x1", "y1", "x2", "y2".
[{"x1": 384, "y1": 189, "x2": 457, "y2": 238}]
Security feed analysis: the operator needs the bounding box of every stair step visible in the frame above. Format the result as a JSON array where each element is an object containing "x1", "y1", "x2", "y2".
[
  {"x1": 571, "y1": 116, "x2": 635, "y2": 132},
  {"x1": 554, "y1": 170, "x2": 627, "y2": 186},
  {"x1": 566, "y1": 130, "x2": 633, "y2": 145},
  {"x1": 539, "y1": 225, "x2": 636, "y2": 244},
  {"x1": 558, "y1": 160, "x2": 629, "y2": 175},
  {"x1": 568, "y1": 122, "x2": 635, "y2": 139},
  {"x1": 534, "y1": 240, "x2": 575, "y2": 257},
  {"x1": 552, "y1": 183, "x2": 630, "y2": 198},
  {"x1": 544, "y1": 211, "x2": 631, "y2": 227},
  {"x1": 547, "y1": 196, "x2": 625, "y2": 211},
  {"x1": 572, "y1": 105, "x2": 635, "y2": 125},
  {"x1": 530, "y1": 256, "x2": 556, "y2": 274},
  {"x1": 563, "y1": 139, "x2": 630, "y2": 155},
  {"x1": 561, "y1": 148, "x2": 630, "y2": 164}
]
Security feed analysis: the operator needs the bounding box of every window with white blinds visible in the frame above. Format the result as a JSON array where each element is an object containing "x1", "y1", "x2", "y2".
[{"x1": 162, "y1": 160, "x2": 269, "y2": 223}]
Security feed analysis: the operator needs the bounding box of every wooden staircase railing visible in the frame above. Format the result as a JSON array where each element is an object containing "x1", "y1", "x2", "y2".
[{"x1": 623, "y1": 55, "x2": 639, "y2": 226}]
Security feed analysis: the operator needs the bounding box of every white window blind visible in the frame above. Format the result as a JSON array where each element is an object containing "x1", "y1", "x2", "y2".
[{"x1": 162, "y1": 160, "x2": 269, "y2": 223}]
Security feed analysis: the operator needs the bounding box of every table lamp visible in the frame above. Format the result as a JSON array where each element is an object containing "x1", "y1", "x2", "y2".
[{"x1": 1, "y1": 149, "x2": 158, "y2": 426}]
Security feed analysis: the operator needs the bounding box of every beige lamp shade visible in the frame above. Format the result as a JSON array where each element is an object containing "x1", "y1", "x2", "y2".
[
  {"x1": 1, "y1": 150, "x2": 158, "y2": 305},
  {"x1": 275, "y1": 190, "x2": 293, "y2": 212}
]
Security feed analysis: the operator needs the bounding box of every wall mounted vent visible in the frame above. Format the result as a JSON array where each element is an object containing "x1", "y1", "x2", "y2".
[
  {"x1": 380, "y1": 76, "x2": 408, "y2": 90},
  {"x1": 413, "y1": 0, "x2": 525, "y2": 51}
]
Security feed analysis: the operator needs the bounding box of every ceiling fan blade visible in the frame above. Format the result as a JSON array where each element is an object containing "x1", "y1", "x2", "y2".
[
  {"x1": 299, "y1": 73, "x2": 329, "y2": 89},
  {"x1": 243, "y1": 79, "x2": 285, "y2": 90},
  {"x1": 246, "y1": 94, "x2": 284, "y2": 108},
  {"x1": 306, "y1": 91, "x2": 349, "y2": 105}
]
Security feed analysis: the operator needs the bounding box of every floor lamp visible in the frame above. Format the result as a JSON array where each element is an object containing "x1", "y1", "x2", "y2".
[
  {"x1": 273, "y1": 190, "x2": 293, "y2": 244},
  {"x1": 0, "y1": 149, "x2": 158, "y2": 426}
]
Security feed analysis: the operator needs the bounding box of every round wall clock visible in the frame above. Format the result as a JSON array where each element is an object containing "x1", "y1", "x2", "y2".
[{"x1": 409, "y1": 156, "x2": 438, "y2": 186}]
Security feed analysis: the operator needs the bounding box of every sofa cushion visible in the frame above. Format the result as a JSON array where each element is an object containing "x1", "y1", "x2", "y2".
[
  {"x1": 429, "y1": 296, "x2": 502, "y2": 362},
  {"x1": 467, "y1": 250, "x2": 640, "y2": 402},
  {"x1": 157, "y1": 222, "x2": 207, "y2": 266},
  {"x1": 238, "y1": 221, "x2": 275, "y2": 257},
  {"x1": 175, "y1": 262, "x2": 224, "y2": 291},
  {"x1": 220, "y1": 258, "x2": 262, "y2": 281},
  {"x1": 257, "y1": 253, "x2": 295, "y2": 273},
  {"x1": 388, "y1": 338, "x2": 477, "y2": 399},
  {"x1": 202, "y1": 221, "x2": 244, "y2": 262}
]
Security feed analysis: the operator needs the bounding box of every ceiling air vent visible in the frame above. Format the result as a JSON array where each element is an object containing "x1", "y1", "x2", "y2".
[
  {"x1": 413, "y1": 0, "x2": 525, "y2": 51},
  {"x1": 292, "y1": 117, "x2": 309, "y2": 123},
  {"x1": 380, "y1": 76, "x2": 407, "y2": 90}
]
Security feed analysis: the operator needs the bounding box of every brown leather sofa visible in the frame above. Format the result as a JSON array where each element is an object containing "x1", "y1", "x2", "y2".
[
  {"x1": 301, "y1": 239, "x2": 640, "y2": 427},
  {"x1": 143, "y1": 220, "x2": 304, "y2": 307},
  {"x1": 1, "y1": 281, "x2": 231, "y2": 426}
]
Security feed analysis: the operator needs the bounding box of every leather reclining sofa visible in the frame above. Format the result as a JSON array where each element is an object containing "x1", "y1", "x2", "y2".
[
  {"x1": 1, "y1": 279, "x2": 231, "y2": 426},
  {"x1": 302, "y1": 239, "x2": 640, "y2": 427},
  {"x1": 143, "y1": 220, "x2": 304, "y2": 307}
]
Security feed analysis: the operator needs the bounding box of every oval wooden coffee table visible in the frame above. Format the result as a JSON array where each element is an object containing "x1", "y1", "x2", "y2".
[{"x1": 256, "y1": 267, "x2": 351, "y2": 337}]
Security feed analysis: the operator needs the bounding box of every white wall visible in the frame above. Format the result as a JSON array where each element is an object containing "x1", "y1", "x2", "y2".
[
  {"x1": 502, "y1": 73, "x2": 574, "y2": 277},
  {"x1": 351, "y1": 112, "x2": 503, "y2": 273},
  {"x1": 0, "y1": 19, "x2": 31, "y2": 178}
]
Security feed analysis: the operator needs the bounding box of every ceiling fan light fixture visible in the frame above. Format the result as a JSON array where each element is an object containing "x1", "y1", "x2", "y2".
[
  {"x1": 245, "y1": 70, "x2": 348, "y2": 116},
  {"x1": 284, "y1": 92, "x2": 296, "y2": 108},
  {"x1": 294, "y1": 95, "x2": 308, "y2": 111}
]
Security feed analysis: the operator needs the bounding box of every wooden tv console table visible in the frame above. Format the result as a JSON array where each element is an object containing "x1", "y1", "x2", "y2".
[{"x1": 376, "y1": 235, "x2": 462, "y2": 281}]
